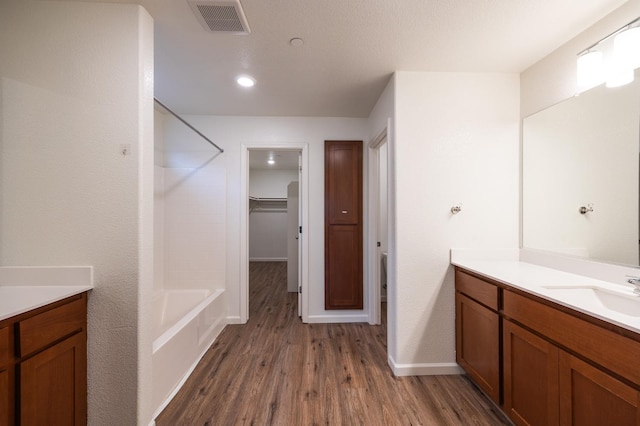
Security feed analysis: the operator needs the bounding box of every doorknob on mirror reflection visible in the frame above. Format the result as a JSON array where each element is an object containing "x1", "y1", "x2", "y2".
[{"x1": 579, "y1": 203, "x2": 594, "y2": 214}]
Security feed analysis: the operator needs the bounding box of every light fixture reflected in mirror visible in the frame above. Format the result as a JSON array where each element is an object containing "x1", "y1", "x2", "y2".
[
  {"x1": 614, "y1": 26, "x2": 640, "y2": 70},
  {"x1": 577, "y1": 51, "x2": 604, "y2": 88},
  {"x1": 577, "y1": 17, "x2": 640, "y2": 91}
]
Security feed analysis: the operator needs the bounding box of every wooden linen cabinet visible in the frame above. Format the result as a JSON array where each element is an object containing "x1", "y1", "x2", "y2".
[{"x1": 325, "y1": 140, "x2": 363, "y2": 310}]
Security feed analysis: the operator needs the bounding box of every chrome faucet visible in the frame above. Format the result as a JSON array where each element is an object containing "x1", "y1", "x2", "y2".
[{"x1": 626, "y1": 276, "x2": 640, "y2": 295}]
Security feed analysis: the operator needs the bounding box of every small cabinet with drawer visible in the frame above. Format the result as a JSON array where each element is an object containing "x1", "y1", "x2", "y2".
[
  {"x1": 0, "y1": 292, "x2": 87, "y2": 426},
  {"x1": 454, "y1": 269, "x2": 500, "y2": 403}
]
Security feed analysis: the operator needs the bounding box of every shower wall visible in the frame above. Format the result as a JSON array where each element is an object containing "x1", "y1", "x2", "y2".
[{"x1": 154, "y1": 165, "x2": 226, "y2": 292}]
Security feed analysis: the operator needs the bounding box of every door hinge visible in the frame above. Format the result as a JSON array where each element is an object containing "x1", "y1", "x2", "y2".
[
  {"x1": 298, "y1": 286, "x2": 302, "y2": 294},
  {"x1": 377, "y1": 241, "x2": 381, "y2": 247},
  {"x1": 299, "y1": 226, "x2": 302, "y2": 234}
]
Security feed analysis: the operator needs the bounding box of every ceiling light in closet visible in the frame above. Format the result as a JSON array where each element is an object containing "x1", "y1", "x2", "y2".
[{"x1": 237, "y1": 75, "x2": 255, "y2": 87}]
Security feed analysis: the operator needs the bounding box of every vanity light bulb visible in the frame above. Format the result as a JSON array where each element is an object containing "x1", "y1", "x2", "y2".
[
  {"x1": 267, "y1": 158, "x2": 275, "y2": 165},
  {"x1": 577, "y1": 51, "x2": 604, "y2": 89},
  {"x1": 613, "y1": 26, "x2": 640, "y2": 71}
]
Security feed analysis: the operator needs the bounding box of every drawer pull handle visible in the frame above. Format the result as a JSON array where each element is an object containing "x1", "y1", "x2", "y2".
[{"x1": 341, "y1": 210, "x2": 348, "y2": 214}]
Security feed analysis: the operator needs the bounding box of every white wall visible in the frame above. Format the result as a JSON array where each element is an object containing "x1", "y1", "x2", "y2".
[
  {"x1": 249, "y1": 168, "x2": 298, "y2": 261},
  {"x1": 250, "y1": 169, "x2": 298, "y2": 198},
  {"x1": 392, "y1": 71, "x2": 520, "y2": 373},
  {"x1": 0, "y1": 1, "x2": 155, "y2": 424},
  {"x1": 162, "y1": 116, "x2": 369, "y2": 322},
  {"x1": 249, "y1": 211, "x2": 288, "y2": 261}
]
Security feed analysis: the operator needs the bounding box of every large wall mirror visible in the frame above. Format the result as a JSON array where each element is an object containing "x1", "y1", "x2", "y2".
[{"x1": 522, "y1": 68, "x2": 640, "y2": 267}]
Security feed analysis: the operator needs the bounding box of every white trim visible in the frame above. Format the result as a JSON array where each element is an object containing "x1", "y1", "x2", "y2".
[
  {"x1": 366, "y1": 128, "x2": 388, "y2": 326},
  {"x1": 307, "y1": 314, "x2": 369, "y2": 323},
  {"x1": 388, "y1": 355, "x2": 464, "y2": 376},
  {"x1": 240, "y1": 147, "x2": 249, "y2": 323},
  {"x1": 226, "y1": 316, "x2": 243, "y2": 324},
  {"x1": 248, "y1": 257, "x2": 287, "y2": 262},
  {"x1": 240, "y1": 143, "x2": 310, "y2": 324}
]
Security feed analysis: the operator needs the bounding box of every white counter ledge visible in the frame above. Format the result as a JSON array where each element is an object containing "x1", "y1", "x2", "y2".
[
  {"x1": 0, "y1": 266, "x2": 93, "y2": 321},
  {"x1": 450, "y1": 249, "x2": 640, "y2": 335}
]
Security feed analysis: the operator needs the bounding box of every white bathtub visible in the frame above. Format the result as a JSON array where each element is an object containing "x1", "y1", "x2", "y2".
[{"x1": 152, "y1": 289, "x2": 226, "y2": 417}]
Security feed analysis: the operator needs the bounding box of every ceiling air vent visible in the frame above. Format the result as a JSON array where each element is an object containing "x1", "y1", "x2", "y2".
[{"x1": 188, "y1": 0, "x2": 251, "y2": 35}]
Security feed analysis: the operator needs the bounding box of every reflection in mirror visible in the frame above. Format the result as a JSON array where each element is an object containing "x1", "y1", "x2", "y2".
[{"x1": 523, "y1": 68, "x2": 640, "y2": 267}]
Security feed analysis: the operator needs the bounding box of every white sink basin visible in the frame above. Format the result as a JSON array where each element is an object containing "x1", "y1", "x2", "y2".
[{"x1": 541, "y1": 285, "x2": 640, "y2": 318}]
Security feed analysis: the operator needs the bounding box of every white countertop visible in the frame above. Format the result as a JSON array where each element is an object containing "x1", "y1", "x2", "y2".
[
  {"x1": 0, "y1": 286, "x2": 92, "y2": 321},
  {"x1": 451, "y1": 257, "x2": 640, "y2": 335},
  {"x1": 0, "y1": 266, "x2": 93, "y2": 322}
]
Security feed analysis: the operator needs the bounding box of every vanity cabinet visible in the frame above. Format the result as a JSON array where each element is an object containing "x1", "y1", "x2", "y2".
[
  {"x1": 0, "y1": 292, "x2": 87, "y2": 426},
  {"x1": 455, "y1": 267, "x2": 640, "y2": 426},
  {"x1": 454, "y1": 270, "x2": 500, "y2": 403}
]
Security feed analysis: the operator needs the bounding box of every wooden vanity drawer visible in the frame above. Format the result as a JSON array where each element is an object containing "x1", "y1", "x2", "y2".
[
  {"x1": 17, "y1": 296, "x2": 86, "y2": 357},
  {"x1": 455, "y1": 269, "x2": 499, "y2": 310},
  {"x1": 503, "y1": 289, "x2": 640, "y2": 386},
  {"x1": 0, "y1": 327, "x2": 9, "y2": 365}
]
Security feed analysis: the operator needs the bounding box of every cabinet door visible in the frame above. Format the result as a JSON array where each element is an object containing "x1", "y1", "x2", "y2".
[
  {"x1": 503, "y1": 320, "x2": 559, "y2": 426},
  {"x1": 325, "y1": 224, "x2": 363, "y2": 309},
  {"x1": 325, "y1": 141, "x2": 362, "y2": 225},
  {"x1": 325, "y1": 140, "x2": 363, "y2": 310},
  {"x1": 455, "y1": 292, "x2": 500, "y2": 403},
  {"x1": 559, "y1": 351, "x2": 640, "y2": 426},
  {"x1": 20, "y1": 332, "x2": 87, "y2": 426},
  {"x1": 0, "y1": 368, "x2": 10, "y2": 426}
]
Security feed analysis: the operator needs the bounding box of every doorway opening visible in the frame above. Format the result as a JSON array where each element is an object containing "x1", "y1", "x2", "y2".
[
  {"x1": 368, "y1": 129, "x2": 388, "y2": 326},
  {"x1": 240, "y1": 145, "x2": 309, "y2": 323}
]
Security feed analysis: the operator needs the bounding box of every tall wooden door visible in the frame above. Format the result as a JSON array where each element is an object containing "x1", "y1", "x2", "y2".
[{"x1": 325, "y1": 140, "x2": 363, "y2": 310}]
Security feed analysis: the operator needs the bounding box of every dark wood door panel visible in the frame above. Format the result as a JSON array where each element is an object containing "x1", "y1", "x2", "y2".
[
  {"x1": 325, "y1": 141, "x2": 362, "y2": 225},
  {"x1": 20, "y1": 332, "x2": 87, "y2": 425},
  {"x1": 0, "y1": 368, "x2": 10, "y2": 426},
  {"x1": 559, "y1": 351, "x2": 640, "y2": 426},
  {"x1": 455, "y1": 293, "x2": 500, "y2": 403},
  {"x1": 325, "y1": 140, "x2": 363, "y2": 310},
  {"x1": 326, "y1": 225, "x2": 363, "y2": 309},
  {"x1": 503, "y1": 320, "x2": 559, "y2": 426}
]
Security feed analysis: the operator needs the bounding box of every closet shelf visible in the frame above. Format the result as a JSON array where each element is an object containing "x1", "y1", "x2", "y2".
[{"x1": 249, "y1": 196, "x2": 287, "y2": 213}]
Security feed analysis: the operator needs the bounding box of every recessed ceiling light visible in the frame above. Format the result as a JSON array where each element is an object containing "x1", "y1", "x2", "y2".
[
  {"x1": 237, "y1": 75, "x2": 255, "y2": 87},
  {"x1": 289, "y1": 37, "x2": 304, "y2": 47},
  {"x1": 267, "y1": 158, "x2": 275, "y2": 165}
]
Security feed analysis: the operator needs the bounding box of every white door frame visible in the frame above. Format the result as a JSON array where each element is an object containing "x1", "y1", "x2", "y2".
[
  {"x1": 240, "y1": 143, "x2": 310, "y2": 323},
  {"x1": 367, "y1": 128, "x2": 388, "y2": 325}
]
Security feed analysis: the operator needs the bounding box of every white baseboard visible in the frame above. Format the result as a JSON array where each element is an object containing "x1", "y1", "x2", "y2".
[
  {"x1": 388, "y1": 355, "x2": 463, "y2": 376},
  {"x1": 226, "y1": 316, "x2": 244, "y2": 324},
  {"x1": 249, "y1": 257, "x2": 287, "y2": 262},
  {"x1": 307, "y1": 314, "x2": 369, "y2": 323}
]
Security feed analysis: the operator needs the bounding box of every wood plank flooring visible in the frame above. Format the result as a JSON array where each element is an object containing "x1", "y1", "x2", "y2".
[{"x1": 156, "y1": 262, "x2": 511, "y2": 425}]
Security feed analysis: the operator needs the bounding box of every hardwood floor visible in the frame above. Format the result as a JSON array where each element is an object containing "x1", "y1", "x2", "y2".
[{"x1": 156, "y1": 262, "x2": 510, "y2": 425}]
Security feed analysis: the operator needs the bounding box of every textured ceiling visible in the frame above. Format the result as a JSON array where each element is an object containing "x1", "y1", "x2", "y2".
[{"x1": 64, "y1": 0, "x2": 628, "y2": 117}]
